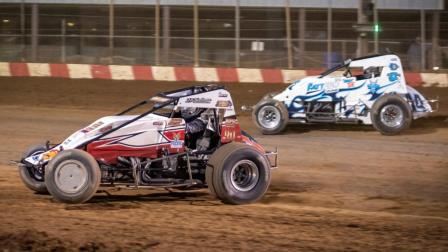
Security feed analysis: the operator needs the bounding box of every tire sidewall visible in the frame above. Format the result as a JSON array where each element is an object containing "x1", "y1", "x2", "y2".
[
  {"x1": 253, "y1": 100, "x2": 289, "y2": 135},
  {"x1": 371, "y1": 94, "x2": 412, "y2": 135},
  {"x1": 216, "y1": 147, "x2": 270, "y2": 204},
  {"x1": 19, "y1": 145, "x2": 47, "y2": 193},
  {"x1": 45, "y1": 149, "x2": 100, "y2": 203}
]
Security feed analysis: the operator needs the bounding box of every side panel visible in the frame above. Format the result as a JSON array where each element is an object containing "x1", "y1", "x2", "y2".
[
  {"x1": 87, "y1": 119, "x2": 186, "y2": 164},
  {"x1": 220, "y1": 119, "x2": 266, "y2": 153},
  {"x1": 406, "y1": 85, "x2": 433, "y2": 119}
]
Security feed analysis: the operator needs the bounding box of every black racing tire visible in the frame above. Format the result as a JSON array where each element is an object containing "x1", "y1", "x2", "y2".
[
  {"x1": 45, "y1": 149, "x2": 101, "y2": 204},
  {"x1": 252, "y1": 99, "x2": 289, "y2": 135},
  {"x1": 19, "y1": 145, "x2": 48, "y2": 194},
  {"x1": 206, "y1": 142, "x2": 271, "y2": 205},
  {"x1": 370, "y1": 94, "x2": 412, "y2": 136}
]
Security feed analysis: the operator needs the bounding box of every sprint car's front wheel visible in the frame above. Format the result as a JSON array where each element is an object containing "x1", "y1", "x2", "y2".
[
  {"x1": 206, "y1": 142, "x2": 271, "y2": 205},
  {"x1": 45, "y1": 149, "x2": 101, "y2": 204},
  {"x1": 19, "y1": 145, "x2": 48, "y2": 194},
  {"x1": 253, "y1": 99, "x2": 289, "y2": 135},
  {"x1": 371, "y1": 94, "x2": 412, "y2": 135}
]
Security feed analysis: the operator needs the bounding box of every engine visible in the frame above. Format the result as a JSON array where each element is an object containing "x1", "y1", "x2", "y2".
[{"x1": 100, "y1": 148, "x2": 211, "y2": 188}]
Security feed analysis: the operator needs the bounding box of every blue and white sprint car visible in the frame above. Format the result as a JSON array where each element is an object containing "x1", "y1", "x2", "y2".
[{"x1": 252, "y1": 54, "x2": 437, "y2": 135}]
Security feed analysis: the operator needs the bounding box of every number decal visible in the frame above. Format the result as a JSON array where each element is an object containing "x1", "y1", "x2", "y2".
[{"x1": 413, "y1": 94, "x2": 424, "y2": 109}]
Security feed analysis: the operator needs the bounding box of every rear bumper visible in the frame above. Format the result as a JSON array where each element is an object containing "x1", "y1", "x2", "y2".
[
  {"x1": 264, "y1": 147, "x2": 278, "y2": 169},
  {"x1": 428, "y1": 97, "x2": 439, "y2": 112}
]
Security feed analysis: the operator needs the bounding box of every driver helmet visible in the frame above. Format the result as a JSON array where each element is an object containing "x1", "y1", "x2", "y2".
[{"x1": 181, "y1": 107, "x2": 205, "y2": 121}]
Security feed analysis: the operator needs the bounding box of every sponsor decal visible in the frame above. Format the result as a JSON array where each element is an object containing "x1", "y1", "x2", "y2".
[
  {"x1": 185, "y1": 97, "x2": 212, "y2": 104},
  {"x1": 153, "y1": 121, "x2": 164, "y2": 126},
  {"x1": 224, "y1": 118, "x2": 238, "y2": 124},
  {"x1": 43, "y1": 150, "x2": 59, "y2": 161},
  {"x1": 62, "y1": 138, "x2": 72, "y2": 145},
  {"x1": 168, "y1": 118, "x2": 183, "y2": 126},
  {"x1": 324, "y1": 81, "x2": 339, "y2": 94},
  {"x1": 170, "y1": 132, "x2": 184, "y2": 149},
  {"x1": 367, "y1": 82, "x2": 380, "y2": 94},
  {"x1": 343, "y1": 78, "x2": 355, "y2": 88},
  {"x1": 306, "y1": 83, "x2": 324, "y2": 94},
  {"x1": 218, "y1": 91, "x2": 228, "y2": 98},
  {"x1": 387, "y1": 72, "x2": 400, "y2": 82},
  {"x1": 391, "y1": 58, "x2": 398, "y2": 61},
  {"x1": 389, "y1": 63, "x2": 399, "y2": 70},
  {"x1": 81, "y1": 121, "x2": 104, "y2": 133},
  {"x1": 216, "y1": 100, "x2": 232, "y2": 108},
  {"x1": 99, "y1": 125, "x2": 113, "y2": 133}
]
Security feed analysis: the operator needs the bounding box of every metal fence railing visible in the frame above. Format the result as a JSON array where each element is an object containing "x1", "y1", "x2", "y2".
[{"x1": 0, "y1": 3, "x2": 447, "y2": 71}]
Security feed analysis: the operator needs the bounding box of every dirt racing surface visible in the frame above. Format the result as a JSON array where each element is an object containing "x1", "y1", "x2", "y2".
[{"x1": 0, "y1": 77, "x2": 447, "y2": 251}]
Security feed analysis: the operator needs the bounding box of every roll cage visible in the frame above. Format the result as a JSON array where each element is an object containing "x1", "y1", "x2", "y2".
[
  {"x1": 319, "y1": 53, "x2": 395, "y2": 78},
  {"x1": 78, "y1": 84, "x2": 226, "y2": 149}
]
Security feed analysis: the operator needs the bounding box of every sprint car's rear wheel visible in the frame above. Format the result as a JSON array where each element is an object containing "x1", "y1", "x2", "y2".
[
  {"x1": 206, "y1": 142, "x2": 270, "y2": 205},
  {"x1": 19, "y1": 145, "x2": 48, "y2": 194},
  {"x1": 45, "y1": 149, "x2": 101, "y2": 204},
  {"x1": 253, "y1": 99, "x2": 289, "y2": 135},
  {"x1": 371, "y1": 94, "x2": 412, "y2": 135}
]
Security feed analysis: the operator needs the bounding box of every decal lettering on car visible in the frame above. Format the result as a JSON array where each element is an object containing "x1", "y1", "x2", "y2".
[
  {"x1": 306, "y1": 83, "x2": 324, "y2": 94},
  {"x1": 185, "y1": 97, "x2": 212, "y2": 104},
  {"x1": 81, "y1": 121, "x2": 104, "y2": 133},
  {"x1": 223, "y1": 130, "x2": 235, "y2": 140},
  {"x1": 43, "y1": 150, "x2": 59, "y2": 161},
  {"x1": 218, "y1": 91, "x2": 228, "y2": 98},
  {"x1": 324, "y1": 80, "x2": 339, "y2": 94},
  {"x1": 216, "y1": 100, "x2": 232, "y2": 108},
  {"x1": 389, "y1": 63, "x2": 399, "y2": 70},
  {"x1": 170, "y1": 133, "x2": 184, "y2": 149},
  {"x1": 168, "y1": 118, "x2": 183, "y2": 126},
  {"x1": 388, "y1": 72, "x2": 400, "y2": 82}
]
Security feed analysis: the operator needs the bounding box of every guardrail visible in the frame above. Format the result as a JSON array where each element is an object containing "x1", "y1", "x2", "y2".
[{"x1": 0, "y1": 62, "x2": 447, "y2": 87}]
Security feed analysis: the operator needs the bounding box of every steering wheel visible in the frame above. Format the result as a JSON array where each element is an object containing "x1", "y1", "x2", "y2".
[{"x1": 343, "y1": 68, "x2": 352, "y2": 78}]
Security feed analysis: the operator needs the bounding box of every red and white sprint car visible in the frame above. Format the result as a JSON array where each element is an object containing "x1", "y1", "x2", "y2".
[{"x1": 16, "y1": 85, "x2": 277, "y2": 204}]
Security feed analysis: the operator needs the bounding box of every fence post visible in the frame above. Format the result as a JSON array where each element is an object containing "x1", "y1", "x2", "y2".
[
  {"x1": 109, "y1": 0, "x2": 114, "y2": 62},
  {"x1": 373, "y1": 0, "x2": 379, "y2": 53},
  {"x1": 327, "y1": 0, "x2": 332, "y2": 68},
  {"x1": 420, "y1": 9, "x2": 426, "y2": 70},
  {"x1": 61, "y1": 18, "x2": 66, "y2": 62},
  {"x1": 285, "y1": 0, "x2": 293, "y2": 69},
  {"x1": 298, "y1": 8, "x2": 306, "y2": 68},
  {"x1": 235, "y1": 0, "x2": 240, "y2": 67},
  {"x1": 193, "y1": 0, "x2": 199, "y2": 67},
  {"x1": 31, "y1": 4, "x2": 38, "y2": 61},
  {"x1": 155, "y1": 0, "x2": 161, "y2": 65},
  {"x1": 20, "y1": 0, "x2": 25, "y2": 61},
  {"x1": 162, "y1": 6, "x2": 170, "y2": 65},
  {"x1": 431, "y1": 10, "x2": 440, "y2": 69}
]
